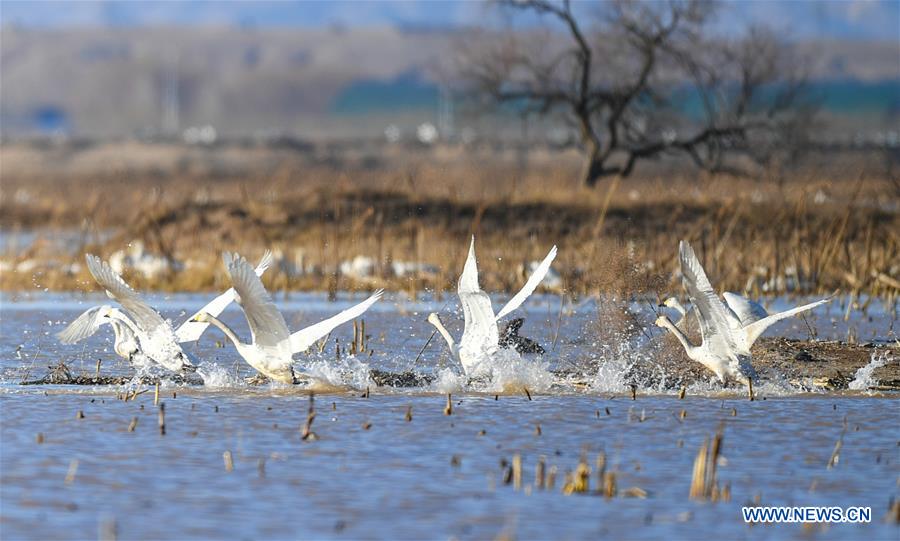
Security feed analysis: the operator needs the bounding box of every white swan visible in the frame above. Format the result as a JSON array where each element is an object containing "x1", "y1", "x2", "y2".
[
  {"x1": 79, "y1": 254, "x2": 196, "y2": 373},
  {"x1": 661, "y1": 289, "x2": 829, "y2": 353},
  {"x1": 58, "y1": 251, "x2": 273, "y2": 369},
  {"x1": 655, "y1": 241, "x2": 756, "y2": 386},
  {"x1": 57, "y1": 305, "x2": 141, "y2": 362},
  {"x1": 427, "y1": 237, "x2": 557, "y2": 376},
  {"x1": 191, "y1": 252, "x2": 383, "y2": 383}
]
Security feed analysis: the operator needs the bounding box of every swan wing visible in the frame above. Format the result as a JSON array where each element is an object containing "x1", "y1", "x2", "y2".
[
  {"x1": 176, "y1": 250, "x2": 273, "y2": 343},
  {"x1": 742, "y1": 297, "x2": 831, "y2": 347},
  {"x1": 678, "y1": 241, "x2": 738, "y2": 352},
  {"x1": 723, "y1": 292, "x2": 768, "y2": 327},
  {"x1": 495, "y1": 245, "x2": 557, "y2": 321},
  {"x1": 85, "y1": 254, "x2": 167, "y2": 333},
  {"x1": 56, "y1": 305, "x2": 110, "y2": 344},
  {"x1": 290, "y1": 289, "x2": 384, "y2": 353},
  {"x1": 458, "y1": 237, "x2": 499, "y2": 353},
  {"x1": 223, "y1": 252, "x2": 291, "y2": 352}
]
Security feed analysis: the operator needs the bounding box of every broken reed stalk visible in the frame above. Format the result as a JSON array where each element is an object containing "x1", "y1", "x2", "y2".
[
  {"x1": 603, "y1": 471, "x2": 617, "y2": 499},
  {"x1": 154, "y1": 382, "x2": 160, "y2": 406},
  {"x1": 405, "y1": 405, "x2": 412, "y2": 422},
  {"x1": 95, "y1": 359, "x2": 101, "y2": 376},
  {"x1": 223, "y1": 450, "x2": 234, "y2": 472},
  {"x1": 158, "y1": 402, "x2": 166, "y2": 435},
  {"x1": 302, "y1": 393, "x2": 317, "y2": 441},
  {"x1": 512, "y1": 454, "x2": 522, "y2": 490},
  {"x1": 523, "y1": 387, "x2": 532, "y2": 401},
  {"x1": 564, "y1": 455, "x2": 591, "y2": 495},
  {"x1": 678, "y1": 387, "x2": 686, "y2": 399},
  {"x1": 546, "y1": 466, "x2": 557, "y2": 490},
  {"x1": 690, "y1": 427, "x2": 724, "y2": 501},
  {"x1": 127, "y1": 417, "x2": 138, "y2": 432},
  {"x1": 536, "y1": 456, "x2": 546, "y2": 490},
  {"x1": 444, "y1": 393, "x2": 453, "y2": 416},
  {"x1": 412, "y1": 329, "x2": 437, "y2": 368},
  {"x1": 827, "y1": 419, "x2": 847, "y2": 470},
  {"x1": 64, "y1": 459, "x2": 79, "y2": 485}
]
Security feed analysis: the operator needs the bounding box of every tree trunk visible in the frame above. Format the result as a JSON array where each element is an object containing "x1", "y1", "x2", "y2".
[{"x1": 580, "y1": 144, "x2": 605, "y2": 188}]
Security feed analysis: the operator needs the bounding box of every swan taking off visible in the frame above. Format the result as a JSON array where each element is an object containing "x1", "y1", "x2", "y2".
[
  {"x1": 57, "y1": 305, "x2": 141, "y2": 362},
  {"x1": 73, "y1": 254, "x2": 197, "y2": 372},
  {"x1": 427, "y1": 237, "x2": 557, "y2": 376},
  {"x1": 57, "y1": 251, "x2": 274, "y2": 369},
  {"x1": 656, "y1": 241, "x2": 831, "y2": 387},
  {"x1": 655, "y1": 241, "x2": 756, "y2": 386},
  {"x1": 660, "y1": 286, "x2": 829, "y2": 353},
  {"x1": 192, "y1": 252, "x2": 383, "y2": 383}
]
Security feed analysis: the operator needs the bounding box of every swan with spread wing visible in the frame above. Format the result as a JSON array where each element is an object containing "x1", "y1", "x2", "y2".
[
  {"x1": 191, "y1": 252, "x2": 383, "y2": 383},
  {"x1": 660, "y1": 276, "x2": 829, "y2": 354},
  {"x1": 427, "y1": 237, "x2": 557, "y2": 376},
  {"x1": 57, "y1": 251, "x2": 273, "y2": 370},
  {"x1": 656, "y1": 241, "x2": 830, "y2": 387}
]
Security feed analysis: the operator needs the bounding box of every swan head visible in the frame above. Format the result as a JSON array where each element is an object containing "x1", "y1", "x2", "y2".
[
  {"x1": 654, "y1": 315, "x2": 672, "y2": 328},
  {"x1": 426, "y1": 312, "x2": 443, "y2": 327},
  {"x1": 190, "y1": 312, "x2": 211, "y2": 323}
]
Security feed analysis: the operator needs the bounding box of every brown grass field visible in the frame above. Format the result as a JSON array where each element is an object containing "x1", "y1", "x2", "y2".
[{"x1": 1, "y1": 140, "x2": 898, "y2": 300}]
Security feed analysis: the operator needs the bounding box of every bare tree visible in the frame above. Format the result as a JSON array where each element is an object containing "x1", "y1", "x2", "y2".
[{"x1": 458, "y1": 0, "x2": 811, "y2": 186}]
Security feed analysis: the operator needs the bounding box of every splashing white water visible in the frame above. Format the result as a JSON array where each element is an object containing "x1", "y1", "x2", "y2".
[
  {"x1": 197, "y1": 361, "x2": 244, "y2": 388},
  {"x1": 431, "y1": 368, "x2": 466, "y2": 393},
  {"x1": 303, "y1": 356, "x2": 371, "y2": 391},
  {"x1": 848, "y1": 352, "x2": 892, "y2": 391},
  {"x1": 478, "y1": 348, "x2": 554, "y2": 394}
]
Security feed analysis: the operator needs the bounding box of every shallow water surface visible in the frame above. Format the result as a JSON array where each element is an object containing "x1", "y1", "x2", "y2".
[
  {"x1": 2, "y1": 392, "x2": 897, "y2": 540},
  {"x1": 1, "y1": 292, "x2": 897, "y2": 539}
]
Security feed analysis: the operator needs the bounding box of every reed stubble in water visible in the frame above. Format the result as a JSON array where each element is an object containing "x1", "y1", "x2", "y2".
[
  {"x1": 302, "y1": 393, "x2": 317, "y2": 441},
  {"x1": 689, "y1": 427, "x2": 727, "y2": 501}
]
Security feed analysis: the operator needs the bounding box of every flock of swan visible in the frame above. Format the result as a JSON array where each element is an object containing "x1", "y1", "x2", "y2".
[{"x1": 57, "y1": 238, "x2": 830, "y2": 391}]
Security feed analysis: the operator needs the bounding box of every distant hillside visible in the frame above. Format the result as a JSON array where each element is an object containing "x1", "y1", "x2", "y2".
[{"x1": 1, "y1": 27, "x2": 897, "y2": 139}]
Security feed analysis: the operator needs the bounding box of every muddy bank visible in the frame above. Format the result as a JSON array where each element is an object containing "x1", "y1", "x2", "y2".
[{"x1": 16, "y1": 339, "x2": 898, "y2": 392}]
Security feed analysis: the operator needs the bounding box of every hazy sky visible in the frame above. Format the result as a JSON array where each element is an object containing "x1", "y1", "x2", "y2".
[{"x1": 1, "y1": 0, "x2": 897, "y2": 40}]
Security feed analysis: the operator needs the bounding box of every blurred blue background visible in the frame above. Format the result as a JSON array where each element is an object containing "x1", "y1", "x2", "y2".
[{"x1": 1, "y1": 0, "x2": 897, "y2": 139}]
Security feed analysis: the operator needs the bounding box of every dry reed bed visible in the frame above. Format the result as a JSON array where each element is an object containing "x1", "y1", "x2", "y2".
[{"x1": 1, "y1": 145, "x2": 897, "y2": 297}]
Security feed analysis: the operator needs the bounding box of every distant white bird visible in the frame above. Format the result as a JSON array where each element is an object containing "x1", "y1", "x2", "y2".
[
  {"x1": 192, "y1": 252, "x2": 383, "y2": 383},
  {"x1": 656, "y1": 241, "x2": 830, "y2": 387},
  {"x1": 58, "y1": 251, "x2": 274, "y2": 369},
  {"x1": 427, "y1": 237, "x2": 557, "y2": 376}
]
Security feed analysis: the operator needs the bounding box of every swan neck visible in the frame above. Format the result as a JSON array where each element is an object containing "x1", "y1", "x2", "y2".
[
  {"x1": 112, "y1": 312, "x2": 140, "y2": 336},
  {"x1": 206, "y1": 315, "x2": 245, "y2": 348},
  {"x1": 109, "y1": 319, "x2": 124, "y2": 342},
  {"x1": 662, "y1": 318, "x2": 696, "y2": 353},
  {"x1": 429, "y1": 319, "x2": 456, "y2": 351}
]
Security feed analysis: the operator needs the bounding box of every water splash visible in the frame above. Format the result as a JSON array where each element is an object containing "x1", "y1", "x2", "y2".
[
  {"x1": 848, "y1": 352, "x2": 893, "y2": 391},
  {"x1": 431, "y1": 368, "x2": 465, "y2": 393},
  {"x1": 303, "y1": 356, "x2": 372, "y2": 391},
  {"x1": 197, "y1": 361, "x2": 244, "y2": 388}
]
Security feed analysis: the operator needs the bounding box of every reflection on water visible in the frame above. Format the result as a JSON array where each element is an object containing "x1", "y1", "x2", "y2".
[{"x1": 1, "y1": 292, "x2": 897, "y2": 539}]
